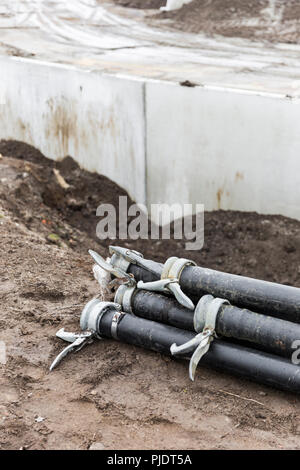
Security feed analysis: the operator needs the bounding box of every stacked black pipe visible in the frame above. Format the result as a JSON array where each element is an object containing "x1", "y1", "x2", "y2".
[
  {"x1": 97, "y1": 246, "x2": 300, "y2": 394},
  {"x1": 98, "y1": 307, "x2": 300, "y2": 394},
  {"x1": 122, "y1": 253, "x2": 300, "y2": 322},
  {"x1": 119, "y1": 288, "x2": 300, "y2": 359}
]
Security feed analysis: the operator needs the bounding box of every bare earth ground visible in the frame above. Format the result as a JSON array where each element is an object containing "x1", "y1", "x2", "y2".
[
  {"x1": 1, "y1": 141, "x2": 300, "y2": 450},
  {"x1": 114, "y1": 0, "x2": 300, "y2": 44}
]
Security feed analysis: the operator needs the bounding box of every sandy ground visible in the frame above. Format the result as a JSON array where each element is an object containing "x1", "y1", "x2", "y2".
[
  {"x1": 1, "y1": 141, "x2": 300, "y2": 450},
  {"x1": 114, "y1": 0, "x2": 300, "y2": 44}
]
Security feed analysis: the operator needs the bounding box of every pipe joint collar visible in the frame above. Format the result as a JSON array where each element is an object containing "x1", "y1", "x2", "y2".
[
  {"x1": 161, "y1": 256, "x2": 196, "y2": 281},
  {"x1": 80, "y1": 299, "x2": 121, "y2": 336},
  {"x1": 194, "y1": 295, "x2": 230, "y2": 333},
  {"x1": 111, "y1": 311, "x2": 126, "y2": 340},
  {"x1": 109, "y1": 247, "x2": 144, "y2": 275},
  {"x1": 114, "y1": 284, "x2": 136, "y2": 314},
  {"x1": 110, "y1": 253, "x2": 131, "y2": 275}
]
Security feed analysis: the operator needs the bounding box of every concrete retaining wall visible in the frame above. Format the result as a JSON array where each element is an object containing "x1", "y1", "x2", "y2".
[
  {"x1": 0, "y1": 57, "x2": 146, "y2": 205},
  {"x1": 1, "y1": 56, "x2": 300, "y2": 221},
  {"x1": 146, "y1": 82, "x2": 300, "y2": 220}
]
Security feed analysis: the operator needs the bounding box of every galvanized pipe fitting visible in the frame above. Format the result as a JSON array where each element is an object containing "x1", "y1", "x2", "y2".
[{"x1": 80, "y1": 299, "x2": 121, "y2": 336}]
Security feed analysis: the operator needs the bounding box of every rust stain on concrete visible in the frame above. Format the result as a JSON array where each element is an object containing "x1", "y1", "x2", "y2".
[
  {"x1": 217, "y1": 187, "x2": 224, "y2": 209},
  {"x1": 235, "y1": 171, "x2": 244, "y2": 181},
  {"x1": 45, "y1": 97, "x2": 78, "y2": 156}
]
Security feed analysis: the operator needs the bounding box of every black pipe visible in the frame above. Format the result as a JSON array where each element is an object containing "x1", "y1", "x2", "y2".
[
  {"x1": 127, "y1": 257, "x2": 300, "y2": 322},
  {"x1": 128, "y1": 289, "x2": 300, "y2": 359},
  {"x1": 99, "y1": 309, "x2": 300, "y2": 394},
  {"x1": 132, "y1": 290, "x2": 193, "y2": 331}
]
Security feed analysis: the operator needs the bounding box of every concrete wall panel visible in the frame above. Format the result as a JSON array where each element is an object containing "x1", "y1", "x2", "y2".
[
  {"x1": 0, "y1": 57, "x2": 146, "y2": 204},
  {"x1": 146, "y1": 81, "x2": 300, "y2": 221},
  {"x1": 1, "y1": 56, "x2": 300, "y2": 223}
]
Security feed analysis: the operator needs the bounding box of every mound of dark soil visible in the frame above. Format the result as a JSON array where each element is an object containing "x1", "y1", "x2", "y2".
[
  {"x1": 1, "y1": 139, "x2": 300, "y2": 285},
  {"x1": 114, "y1": 0, "x2": 300, "y2": 45}
]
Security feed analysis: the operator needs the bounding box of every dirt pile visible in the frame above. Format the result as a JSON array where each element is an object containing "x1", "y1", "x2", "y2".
[
  {"x1": 115, "y1": 0, "x2": 300, "y2": 45},
  {"x1": 1, "y1": 139, "x2": 300, "y2": 283},
  {"x1": 1, "y1": 140, "x2": 300, "y2": 450}
]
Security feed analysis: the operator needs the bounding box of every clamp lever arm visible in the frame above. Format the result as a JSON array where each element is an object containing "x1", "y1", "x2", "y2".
[
  {"x1": 137, "y1": 279, "x2": 194, "y2": 310},
  {"x1": 171, "y1": 329, "x2": 214, "y2": 382},
  {"x1": 49, "y1": 328, "x2": 95, "y2": 372},
  {"x1": 89, "y1": 249, "x2": 136, "y2": 286}
]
